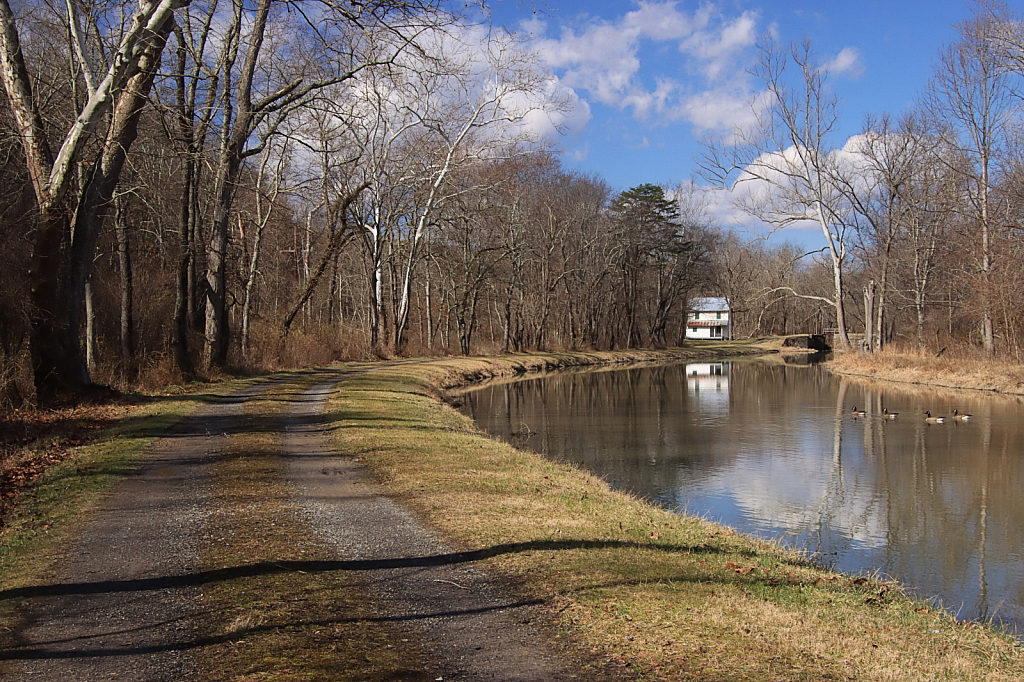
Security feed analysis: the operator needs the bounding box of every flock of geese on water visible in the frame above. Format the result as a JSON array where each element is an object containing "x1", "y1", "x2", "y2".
[{"x1": 850, "y1": 406, "x2": 972, "y2": 424}]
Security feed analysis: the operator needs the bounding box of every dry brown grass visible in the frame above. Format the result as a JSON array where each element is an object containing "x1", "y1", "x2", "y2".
[
  {"x1": 830, "y1": 347, "x2": 1024, "y2": 395},
  {"x1": 328, "y1": 350, "x2": 1024, "y2": 681}
]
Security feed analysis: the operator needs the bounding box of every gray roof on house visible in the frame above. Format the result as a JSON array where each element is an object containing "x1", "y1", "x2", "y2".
[{"x1": 690, "y1": 297, "x2": 730, "y2": 312}]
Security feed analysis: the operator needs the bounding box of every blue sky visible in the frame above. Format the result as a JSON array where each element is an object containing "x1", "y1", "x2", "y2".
[{"x1": 485, "y1": 0, "x2": 973, "y2": 247}]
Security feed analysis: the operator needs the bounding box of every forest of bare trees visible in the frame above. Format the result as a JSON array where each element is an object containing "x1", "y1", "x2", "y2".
[{"x1": 1, "y1": 0, "x2": 1023, "y2": 406}]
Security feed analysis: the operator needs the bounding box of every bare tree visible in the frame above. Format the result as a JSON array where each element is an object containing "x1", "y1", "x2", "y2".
[
  {"x1": 389, "y1": 26, "x2": 566, "y2": 351},
  {"x1": 700, "y1": 37, "x2": 856, "y2": 349},
  {"x1": 202, "y1": 0, "x2": 444, "y2": 367},
  {"x1": 240, "y1": 139, "x2": 292, "y2": 357},
  {"x1": 280, "y1": 182, "x2": 369, "y2": 335},
  {"x1": 165, "y1": 0, "x2": 236, "y2": 378},
  {"x1": 0, "y1": 0, "x2": 186, "y2": 401},
  {"x1": 847, "y1": 114, "x2": 931, "y2": 351},
  {"x1": 924, "y1": 15, "x2": 1013, "y2": 353},
  {"x1": 432, "y1": 173, "x2": 506, "y2": 355},
  {"x1": 342, "y1": 60, "x2": 425, "y2": 354},
  {"x1": 518, "y1": 163, "x2": 577, "y2": 350},
  {"x1": 975, "y1": 0, "x2": 1024, "y2": 72}
]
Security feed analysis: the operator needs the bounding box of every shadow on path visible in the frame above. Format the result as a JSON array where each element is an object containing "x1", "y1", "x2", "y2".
[
  {"x1": 0, "y1": 599, "x2": 545, "y2": 662},
  {"x1": 1, "y1": 538, "x2": 728, "y2": 602}
]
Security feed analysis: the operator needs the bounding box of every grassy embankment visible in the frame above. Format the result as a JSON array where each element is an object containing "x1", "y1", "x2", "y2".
[
  {"x1": 830, "y1": 347, "x2": 1024, "y2": 395},
  {"x1": 328, "y1": 346, "x2": 1024, "y2": 681}
]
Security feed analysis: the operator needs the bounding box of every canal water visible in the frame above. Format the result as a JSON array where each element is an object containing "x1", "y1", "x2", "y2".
[{"x1": 459, "y1": 359, "x2": 1024, "y2": 634}]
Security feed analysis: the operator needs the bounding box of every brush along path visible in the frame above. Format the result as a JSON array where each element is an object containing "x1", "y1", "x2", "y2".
[
  {"x1": 282, "y1": 369, "x2": 591, "y2": 681},
  {"x1": 1, "y1": 376, "x2": 291, "y2": 681}
]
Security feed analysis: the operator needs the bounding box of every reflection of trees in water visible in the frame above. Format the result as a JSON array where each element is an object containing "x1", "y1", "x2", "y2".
[
  {"x1": 462, "y1": 362, "x2": 1024, "y2": 630},
  {"x1": 859, "y1": 390, "x2": 1022, "y2": 627},
  {"x1": 807, "y1": 379, "x2": 848, "y2": 559},
  {"x1": 468, "y1": 363, "x2": 845, "y2": 502}
]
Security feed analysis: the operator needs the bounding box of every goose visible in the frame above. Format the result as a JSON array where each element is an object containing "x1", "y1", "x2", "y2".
[
  {"x1": 883, "y1": 408, "x2": 898, "y2": 419},
  {"x1": 952, "y1": 409, "x2": 972, "y2": 421},
  {"x1": 924, "y1": 411, "x2": 945, "y2": 423},
  {"x1": 851, "y1": 406, "x2": 867, "y2": 417}
]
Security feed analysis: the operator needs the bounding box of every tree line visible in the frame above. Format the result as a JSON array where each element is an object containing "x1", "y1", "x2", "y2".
[
  {"x1": 703, "y1": 2, "x2": 1024, "y2": 356},
  {"x1": 1, "y1": 0, "x2": 1023, "y2": 406}
]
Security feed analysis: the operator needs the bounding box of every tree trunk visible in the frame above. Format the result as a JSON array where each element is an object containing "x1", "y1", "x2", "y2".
[
  {"x1": 863, "y1": 280, "x2": 875, "y2": 353},
  {"x1": 205, "y1": 0, "x2": 274, "y2": 368},
  {"x1": 241, "y1": 214, "x2": 266, "y2": 358},
  {"x1": 364, "y1": 209, "x2": 385, "y2": 353},
  {"x1": 425, "y1": 271, "x2": 433, "y2": 351},
  {"x1": 827, "y1": 243, "x2": 852, "y2": 350},
  {"x1": 27, "y1": 209, "x2": 90, "y2": 402},
  {"x1": 205, "y1": 157, "x2": 236, "y2": 368},
  {"x1": 115, "y1": 195, "x2": 134, "y2": 360},
  {"x1": 172, "y1": 158, "x2": 196, "y2": 378},
  {"x1": 189, "y1": 196, "x2": 204, "y2": 333},
  {"x1": 876, "y1": 259, "x2": 889, "y2": 351},
  {"x1": 85, "y1": 274, "x2": 96, "y2": 373}
]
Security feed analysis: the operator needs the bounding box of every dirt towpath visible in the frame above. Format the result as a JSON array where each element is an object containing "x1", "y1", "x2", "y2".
[
  {"x1": 3, "y1": 370, "x2": 592, "y2": 680},
  {"x1": 283, "y1": 371, "x2": 579, "y2": 681},
  {"x1": 2, "y1": 378, "x2": 281, "y2": 681}
]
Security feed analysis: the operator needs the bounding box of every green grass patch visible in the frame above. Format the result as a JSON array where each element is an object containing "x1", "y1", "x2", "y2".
[{"x1": 328, "y1": 351, "x2": 1024, "y2": 682}]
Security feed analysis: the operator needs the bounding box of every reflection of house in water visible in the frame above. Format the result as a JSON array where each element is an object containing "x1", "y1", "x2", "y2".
[{"x1": 685, "y1": 363, "x2": 730, "y2": 414}]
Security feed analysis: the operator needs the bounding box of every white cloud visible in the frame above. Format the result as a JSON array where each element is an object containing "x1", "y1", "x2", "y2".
[
  {"x1": 512, "y1": 77, "x2": 593, "y2": 143},
  {"x1": 825, "y1": 47, "x2": 864, "y2": 78},
  {"x1": 676, "y1": 89, "x2": 766, "y2": 137},
  {"x1": 681, "y1": 11, "x2": 759, "y2": 79},
  {"x1": 622, "y1": 1, "x2": 707, "y2": 41},
  {"x1": 568, "y1": 142, "x2": 590, "y2": 162},
  {"x1": 696, "y1": 133, "x2": 883, "y2": 245},
  {"x1": 522, "y1": 2, "x2": 762, "y2": 132}
]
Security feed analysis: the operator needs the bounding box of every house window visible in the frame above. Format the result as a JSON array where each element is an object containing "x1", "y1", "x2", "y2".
[
  {"x1": 690, "y1": 327, "x2": 698, "y2": 333},
  {"x1": 716, "y1": 312, "x2": 722, "y2": 319}
]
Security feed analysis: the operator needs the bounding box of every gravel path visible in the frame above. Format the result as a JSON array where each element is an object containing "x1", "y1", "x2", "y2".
[
  {"x1": 3, "y1": 369, "x2": 591, "y2": 680},
  {"x1": 3, "y1": 380, "x2": 281, "y2": 681},
  {"x1": 283, "y1": 371, "x2": 580, "y2": 681}
]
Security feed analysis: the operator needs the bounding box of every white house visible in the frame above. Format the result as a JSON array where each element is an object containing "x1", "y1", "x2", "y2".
[{"x1": 686, "y1": 297, "x2": 731, "y2": 340}]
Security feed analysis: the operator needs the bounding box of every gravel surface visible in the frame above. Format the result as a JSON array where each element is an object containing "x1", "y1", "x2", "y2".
[
  {"x1": 3, "y1": 380, "x2": 282, "y2": 681},
  {"x1": 3, "y1": 370, "x2": 601, "y2": 680},
  {"x1": 283, "y1": 371, "x2": 581, "y2": 681}
]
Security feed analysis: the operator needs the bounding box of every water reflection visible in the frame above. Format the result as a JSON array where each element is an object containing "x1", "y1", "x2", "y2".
[{"x1": 460, "y1": 361, "x2": 1024, "y2": 633}]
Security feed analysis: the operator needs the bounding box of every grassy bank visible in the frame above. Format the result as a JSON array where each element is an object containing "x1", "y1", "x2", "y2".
[
  {"x1": 830, "y1": 347, "x2": 1024, "y2": 395},
  {"x1": 330, "y1": 349, "x2": 1024, "y2": 681}
]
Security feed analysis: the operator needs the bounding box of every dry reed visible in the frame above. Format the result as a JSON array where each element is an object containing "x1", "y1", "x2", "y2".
[{"x1": 830, "y1": 346, "x2": 1024, "y2": 395}]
